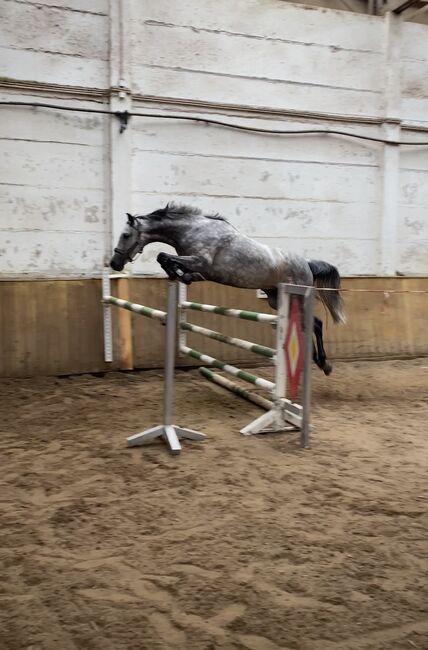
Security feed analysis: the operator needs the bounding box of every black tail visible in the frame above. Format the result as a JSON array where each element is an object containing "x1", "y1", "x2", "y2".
[{"x1": 308, "y1": 260, "x2": 346, "y2": 324}]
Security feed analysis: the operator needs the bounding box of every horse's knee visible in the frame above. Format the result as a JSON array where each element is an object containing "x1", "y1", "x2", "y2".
[
  {"x1": 182, "y1": 272, "x2": 193, "y2": 285},
  {"x1": 157, "y1": 252, "x2": 170, "y2": 264}
]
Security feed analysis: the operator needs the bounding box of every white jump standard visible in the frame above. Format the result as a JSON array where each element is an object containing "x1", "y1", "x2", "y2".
[
  {"x1": 103, "y1": 276, "x2": 205, "y2": 455},
  {"x1": 103, "y1": 274, "x2": 314, "y2": 449},
  {"x1": 178, "y1": 283, "x2": 314, "y2": 446}
]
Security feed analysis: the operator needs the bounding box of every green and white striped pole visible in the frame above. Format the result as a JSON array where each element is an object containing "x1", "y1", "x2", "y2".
[
  {"x1": 180, "y1": 321, "x2": 274, "y2": 359},
  {"x1": 103, "y1": 295, "x2": 167, "y2": 322},
  {"x1": 199, "y1": 368, "x2": 273, "y2": 411},
  {"x1": 180, "y1": 345, "x2": 275, "y2": 392},
  {"x1": 180, "y1": 300, "x2": 277, "y2": 323}
]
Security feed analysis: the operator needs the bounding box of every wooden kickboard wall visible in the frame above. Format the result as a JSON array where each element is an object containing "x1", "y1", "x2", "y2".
[{"x1": 0, "y1": 277, "x2": 427, "y2": 377}]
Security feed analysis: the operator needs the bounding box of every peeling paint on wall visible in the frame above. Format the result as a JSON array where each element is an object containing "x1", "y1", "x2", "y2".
[{"x1": 0, "y1": 0, "x2": 428, "y2": 277}]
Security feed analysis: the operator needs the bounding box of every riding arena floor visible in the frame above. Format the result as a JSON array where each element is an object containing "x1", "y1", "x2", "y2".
[{"x1": 1, "y1": 358, "x2": 427, "y2": 650}]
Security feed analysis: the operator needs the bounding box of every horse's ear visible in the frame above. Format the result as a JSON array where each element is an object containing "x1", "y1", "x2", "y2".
[
  {"x1": 126, "y1": 212, "x2": 135, "y2": 225},
  {"x1": 164, "y1": 203, "x2": 169, "y2": 212}
]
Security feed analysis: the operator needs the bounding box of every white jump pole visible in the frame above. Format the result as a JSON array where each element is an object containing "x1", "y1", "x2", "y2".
[{"x1": 102, "y1": 266, "x2": 113, "y2": 363}]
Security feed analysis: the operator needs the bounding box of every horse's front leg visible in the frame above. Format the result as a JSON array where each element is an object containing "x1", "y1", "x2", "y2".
[
  {"x1": 157, "y1": 253, "x2": 209, "y2": 284},
  {"x1": 156, "y1": 252, "x2": 183, "y2": 281}
]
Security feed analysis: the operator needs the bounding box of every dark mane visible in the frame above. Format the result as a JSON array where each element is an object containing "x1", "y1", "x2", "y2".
[{"x1": 165, "y1": 202, "x2": 230, "y2": 223}]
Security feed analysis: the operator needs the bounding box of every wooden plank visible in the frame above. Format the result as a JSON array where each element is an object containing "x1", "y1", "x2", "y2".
[
  {"x1": 130, "y1": 278, "x2": 168, "y2": 368},
  {"x1": 0, "y1": 280, "x2": 117, "y2": 377},
  {"x1": 116, "y1": 278, "x2": 134, "y2": 370},
  {"x1": 0, "y1": 277, "x2": 427, "y2": 377},
  {"x1": 36, "y1": 280, "x2": 68, "y2": 375},
  {"x1": 64, "y1": 280, "x2": 106, "y2": 375}
]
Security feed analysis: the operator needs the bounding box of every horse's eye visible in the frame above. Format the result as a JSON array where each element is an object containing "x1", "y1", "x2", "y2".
[{"x1": 123, "y1": 233, "x2": 130, "y2": 239}]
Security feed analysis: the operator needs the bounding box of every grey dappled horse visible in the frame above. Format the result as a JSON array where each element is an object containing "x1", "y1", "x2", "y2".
[{"x1": 110, "y1": 203, "x2": 345, "y2": 374}]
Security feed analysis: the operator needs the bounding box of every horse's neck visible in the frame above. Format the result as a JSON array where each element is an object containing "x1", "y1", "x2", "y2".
[
  {"x1": 151, "y1": 219, "x2": 189, "y2": 252},
  {"x1": 141, "y1": 227, "x2": 177, "y2": 249}
]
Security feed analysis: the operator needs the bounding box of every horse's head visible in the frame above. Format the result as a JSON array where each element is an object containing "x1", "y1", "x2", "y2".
[
  {"x1": 110, "y1": 208, "x2": 169, "y2": 272},
  {"x1": 110, "y1": 213, "x2": 143, "y2": 272}
]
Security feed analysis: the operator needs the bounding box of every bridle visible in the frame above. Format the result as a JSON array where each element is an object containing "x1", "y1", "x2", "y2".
[{"x1": 113, "y1": 222, "x2": 142, "y2": 262}]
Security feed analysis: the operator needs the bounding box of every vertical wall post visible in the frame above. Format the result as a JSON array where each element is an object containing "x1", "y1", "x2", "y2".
[
  {"x1": 108, "y1": 0, "x2": 132, "y2": 268},
  {"x1": 301, "y1": 287, "x2": 314, "y2": 448},
  {"x1": 380, "y1": 12, "x2": 402, "y2": 276}
]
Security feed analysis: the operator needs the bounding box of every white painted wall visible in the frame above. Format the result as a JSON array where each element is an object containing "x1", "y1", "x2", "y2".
[
  {"x1": 0, "y1": 0, "x2": 109, "y2": 276},
  {"x1": 0, "y1": 0, "x2": 427, "y2": 277},
  {"x1": 130, "y1": 115, "x2": 382, "y2": 274},
  {"x1": 131, "y1": 0, "x2": 384, "y2": 119}
]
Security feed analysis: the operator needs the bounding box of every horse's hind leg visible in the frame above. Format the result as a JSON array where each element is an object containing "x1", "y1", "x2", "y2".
[
  {"x1": 313, "y1": 317, "x2": 332, "y2": 375},
  {"x1": 262, "y1": 288, "x2": 278, "y2": 310},
  {"x1": 264, "y1": 288, "x2": 331, "y2": 375}
]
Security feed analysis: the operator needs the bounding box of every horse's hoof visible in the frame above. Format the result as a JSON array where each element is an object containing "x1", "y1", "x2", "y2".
[
  {"x1": 323, "y1": 363, "x2": 333, "y2": 376},
  {"x1": 182, "y1": 273, "x2": 193, "y2": 285}
]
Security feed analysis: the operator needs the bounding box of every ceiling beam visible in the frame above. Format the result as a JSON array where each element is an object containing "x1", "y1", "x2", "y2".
[
  {"x1": 379, "y1": 0, "x2": 428, "y2": 15},
  {"x1": 400, "y1": 1, "x2": 428, "y2": 18}
]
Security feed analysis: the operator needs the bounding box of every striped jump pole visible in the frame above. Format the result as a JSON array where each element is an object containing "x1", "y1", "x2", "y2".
[
  {"x1": 199, "y1": 368, "x2": 273, "y2": 411},
  {"x1": 102, "y1": 275, "x2": 314, "y2": 448},
  {"x1": 180, "y1": 345, "x2": 275, "y2": 391},
  {"x1": 104, "y1": 296, "x2": 274, "y2": 359},
  {"x1": 101, "y1": 277, "x2": 205, "y2": 456},
  {"x1": 178, "y1": 284, "x2": 314, "y2": 444},
  {"x1": 180, "y1": 300, "x2": 277, "y2": 323},
  {"x1": 103, "y1": 295, "x2": 167, "y2": 322},
  {"x1": 180, "y1": 321, "x2": 274, "y2": 359}
]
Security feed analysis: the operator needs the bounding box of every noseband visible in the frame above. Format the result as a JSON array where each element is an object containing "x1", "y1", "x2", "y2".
[{"x1": 113, "y1": 223, "x2": 141, "y2": 262}]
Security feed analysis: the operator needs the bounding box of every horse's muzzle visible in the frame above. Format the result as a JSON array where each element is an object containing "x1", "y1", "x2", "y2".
[{"x1": 110, "y1": 254, "x2": 125, "y2": 272}]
